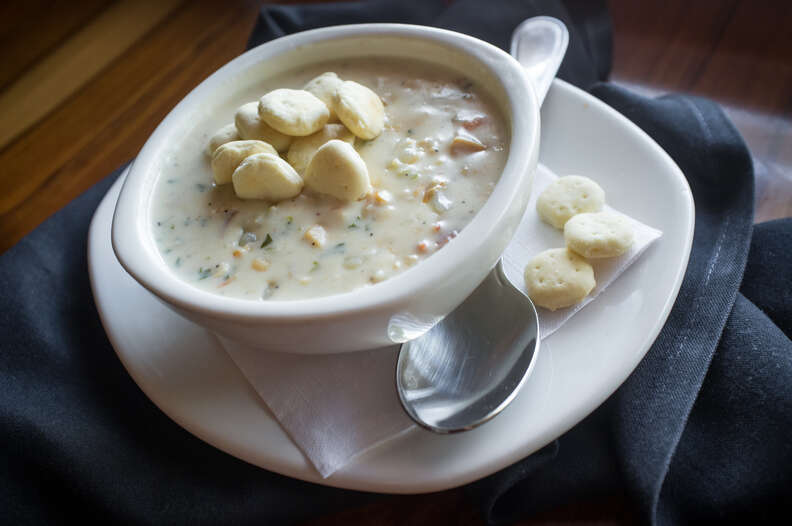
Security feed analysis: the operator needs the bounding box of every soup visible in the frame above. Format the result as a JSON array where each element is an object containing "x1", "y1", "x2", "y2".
[{"x1": 150, "y1": 58, "x2": 508, "y2": 300}]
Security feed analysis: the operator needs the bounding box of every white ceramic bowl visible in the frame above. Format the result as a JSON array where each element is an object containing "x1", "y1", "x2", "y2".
[{"x1": 112, "y1": 24, "x2": 540, "y2": 354}]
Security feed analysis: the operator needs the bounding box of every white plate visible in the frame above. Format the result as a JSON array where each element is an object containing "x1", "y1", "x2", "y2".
[{"x1": 88, "y1": 79, "x2": 693, "y2": 494}]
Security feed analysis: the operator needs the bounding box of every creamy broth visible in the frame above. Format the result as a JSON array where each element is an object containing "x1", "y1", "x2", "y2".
[{"x1": 151, "y1": 58, "x2": 508, "y2": 300}]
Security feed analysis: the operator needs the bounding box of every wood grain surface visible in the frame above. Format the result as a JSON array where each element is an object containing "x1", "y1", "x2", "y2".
[
  {"x1": 0, "y1": 0, "x2": 789, "y2": 255},
  {"x1": 1, "y1": 1, "x2": 789, "y2": 524},
  {"x1": 0, "y1": 0, "x2": 261, "y2": 254},
  {"x1": 610, "y1": 0, "x2": 792, "y2": 224}
]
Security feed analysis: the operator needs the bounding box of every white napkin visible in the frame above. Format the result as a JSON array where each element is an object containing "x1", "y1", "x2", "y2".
[
  {"x1": 220, "y1": 164, "x2": 662, "y2": 478},
  {"x1": 503, "y1": 165, "x2": 663, "y2": 338}
]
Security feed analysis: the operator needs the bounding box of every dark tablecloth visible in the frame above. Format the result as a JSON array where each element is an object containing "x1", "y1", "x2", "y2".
[{"x1": 2, "y1": 1, "x2": 790, "y2": 524}]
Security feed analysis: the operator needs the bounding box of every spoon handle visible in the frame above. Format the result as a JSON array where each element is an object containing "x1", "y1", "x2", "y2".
[{"x1": 510, "y1": 16, "x2": 569, "y2": 105}]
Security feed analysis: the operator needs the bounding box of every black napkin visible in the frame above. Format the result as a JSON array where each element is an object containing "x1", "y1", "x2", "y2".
[{"x1": 2, "y1": 1, "x2": 790, "y2": 524}]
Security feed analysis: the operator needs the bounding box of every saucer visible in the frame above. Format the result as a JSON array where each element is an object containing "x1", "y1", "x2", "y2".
[{"x1": 88, "y1": 78, "x2": 693, "y2": 493}]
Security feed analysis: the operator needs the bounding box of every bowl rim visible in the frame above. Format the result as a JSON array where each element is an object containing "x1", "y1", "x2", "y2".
[{"x1": 111, "y1": 23, "x2": 539, "y2": 323}]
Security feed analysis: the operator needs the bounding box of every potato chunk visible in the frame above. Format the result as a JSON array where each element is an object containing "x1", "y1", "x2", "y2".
[
  {"x1": 303, "y1": 225, "x2": 327, "y2": 248},
  {"x1": 450, "y1": 133, "x2": 486, "y2": 153}
]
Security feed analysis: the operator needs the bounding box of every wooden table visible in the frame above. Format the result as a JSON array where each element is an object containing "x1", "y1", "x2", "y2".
[{"x1": 1, "y1": 1, "x2": 789, "y2": 524}]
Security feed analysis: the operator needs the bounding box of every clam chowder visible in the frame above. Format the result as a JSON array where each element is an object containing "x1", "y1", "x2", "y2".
[{"x1": 150, "y1": 58, "x2": 508, "y2": 300}]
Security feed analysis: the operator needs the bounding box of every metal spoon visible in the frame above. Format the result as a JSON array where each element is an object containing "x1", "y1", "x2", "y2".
[{"x1": 396, "y1": 17, "x2": 569, "y2": 433}]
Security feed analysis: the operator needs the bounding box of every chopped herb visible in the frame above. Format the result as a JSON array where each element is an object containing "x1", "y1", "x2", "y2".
[
  {"x1": 286, "y1": 216, "x2": 293, "y2": 225},
  {"x1": 170, "y1": 224, "x2": 175, "y2": 230},
  {"x1": 324, "y1": 242, "x2": 346, "y2": 257},
  {"x1": 311, "y1": 261, "x2": 320, "y2": 272},
  {"x1": 369, "y1": 232, "x2": 374, "y2": 237},
  {"x1": 198, "y1": 267, "x2": 212, "y2": 280},
  {"x1": 407, "y1": 128, "x2": 414, "y2": 135},
  {"x1": 348, "y1": 223, "x2": 358, "y2": 229},
  {"x1": 223, "y1": 273, "x2": 231, "y2": 280},
  {"x1": 410, "y1": 173, "x2": 419, "y2": 180},
  {"x1": 156, "y1": 221, "x2": 161, "y2": 226},
  {"x1": 195, "y1": 183, "x2": 207, "y2": 192},
  {"x1": 261, "y1": 233, "x2": 273, "y2": 248},
  {"x1": 175, "y1": 257, "x2": 182, "y2": 267},
  {"x1": 166, "y1": 178, "x2": 177, "y2": 184}
]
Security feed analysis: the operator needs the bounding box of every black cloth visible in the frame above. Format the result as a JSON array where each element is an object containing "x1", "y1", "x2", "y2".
[{"x1": 2, "y1": 1, "x2": 790, "y2": 524}]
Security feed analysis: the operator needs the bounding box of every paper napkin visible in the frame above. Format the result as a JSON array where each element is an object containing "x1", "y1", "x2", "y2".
[{"x1": 221, "y1": 164, "x2": 662, "y2": 478}]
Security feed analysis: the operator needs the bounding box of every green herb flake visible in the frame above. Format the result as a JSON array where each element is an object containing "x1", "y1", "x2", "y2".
[
  {"x1": 311, "y1": 261, "x2": 320, "y2": 272},
  {"x1": 198, "y1": 267, "x2": 212, "y2": 280},
  {"x1": 175, "y1": 257, "x2": 182, "y2": 267},
  {"x1": 195, "y1": 183, "x2": 207, "y2": 192},
  {"x1": 286, "y1": 216, "x2": 293, "y2": 225},
  {"x1": 325, "y1": 242, "x2": 346, "y2": 256},
  {"x1": 261, "y1": 233, "x2": 273, "y2": 248}
]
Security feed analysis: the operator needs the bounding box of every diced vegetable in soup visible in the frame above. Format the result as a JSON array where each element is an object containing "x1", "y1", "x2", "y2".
[{"x1": 151, "y1": 58, "x2": 508, "y2": 300}]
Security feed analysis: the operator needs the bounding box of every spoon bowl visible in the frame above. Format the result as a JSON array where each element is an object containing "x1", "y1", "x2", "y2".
[{"x1": 397, "y1": 262, "x2": 539, "y2": 433}]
